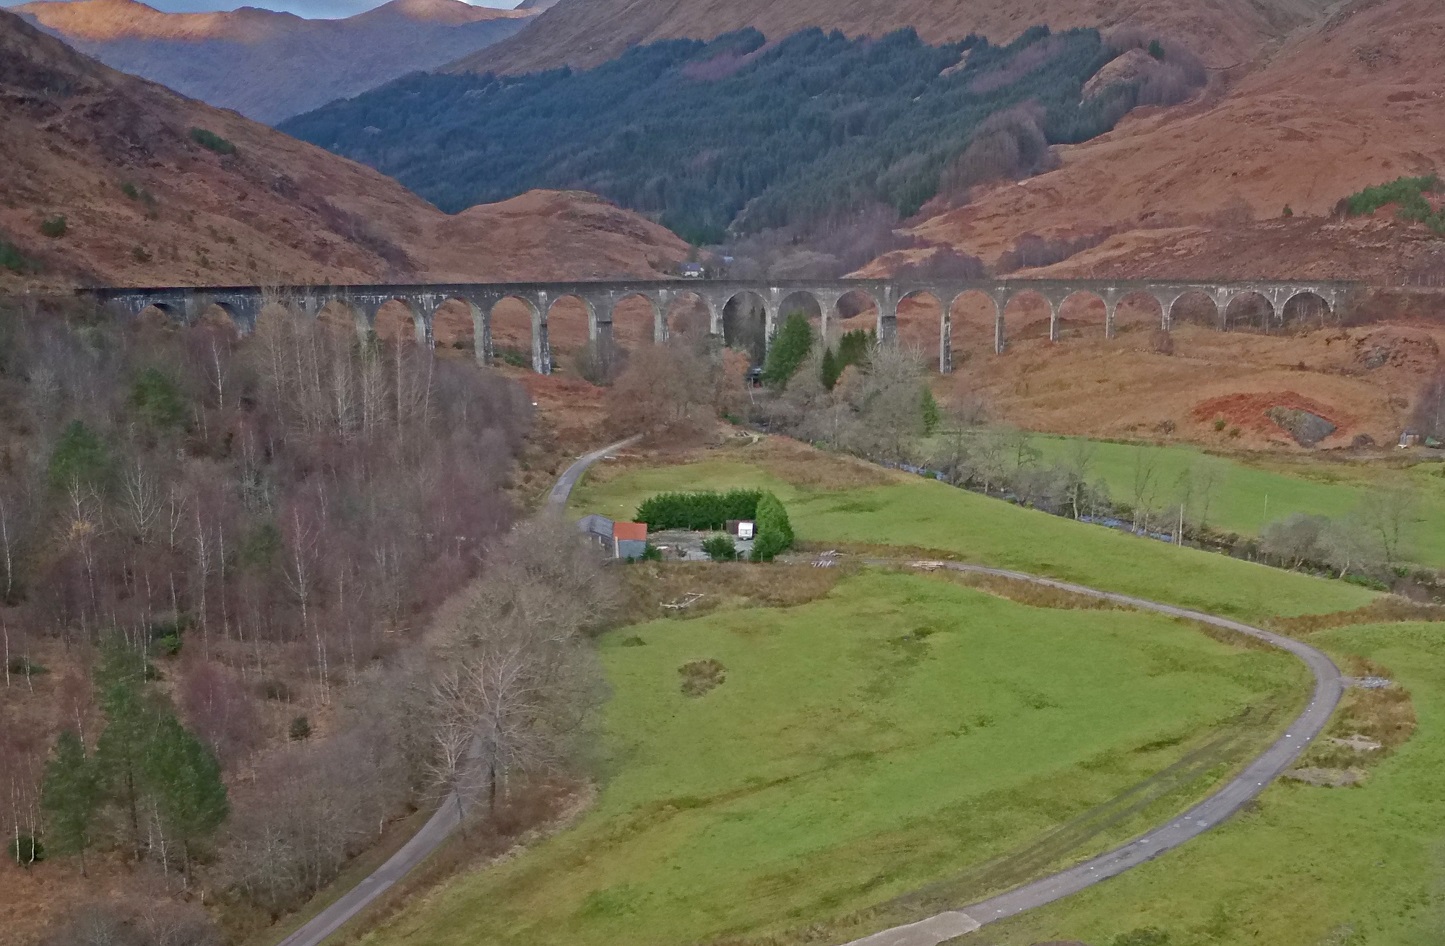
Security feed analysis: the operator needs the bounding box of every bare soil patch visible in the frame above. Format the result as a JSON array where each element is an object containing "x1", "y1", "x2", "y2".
[{"x1": 1191, "y1": 392, "x2": 1352, "y2": 445}]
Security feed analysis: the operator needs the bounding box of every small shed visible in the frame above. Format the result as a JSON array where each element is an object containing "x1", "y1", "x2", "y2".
[
  {"x1": 577, "y1": 514, "x2": 615, "y2": 550},
  {"x1": 613, "y1": 521, "x2": 649, "y2": 560}
]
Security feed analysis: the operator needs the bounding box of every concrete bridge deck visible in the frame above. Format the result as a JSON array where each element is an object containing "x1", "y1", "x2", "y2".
[{"x1": 81, "y1": 278, "x2": 1360, "y2": 374}]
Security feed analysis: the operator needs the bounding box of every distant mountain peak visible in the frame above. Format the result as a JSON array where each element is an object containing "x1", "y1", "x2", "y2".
[
  {"x1": 14, "y1": 0, "x2": 529, "y2": 122},
  {"x1": 360, "y1": 0, "x2": 523, "y2": 25}
]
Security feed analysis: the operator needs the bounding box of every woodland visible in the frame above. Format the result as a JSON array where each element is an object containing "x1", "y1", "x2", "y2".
[
  {"x1": 0, "y1": 303, "x2": 623, "y2": 942},
  {"x1": 283, "y1": 26, "x2": 1202, "y2": 243}
]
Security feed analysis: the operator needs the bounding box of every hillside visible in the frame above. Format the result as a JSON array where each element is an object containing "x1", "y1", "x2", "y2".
[
  {"x1": 864, "y1": 0, "x2": 1445, "y2": 284},
  {"x1": 455, "y1": 0, "x2": 1331, "y2": 75},
  {"x1": 286, "y1": 25, "x2": 1180, "y2": 243},
  {"x1": 0, "y1": 9, "x2": 689, "y2": 290},
  {"x1": 15, "y1": 0, "x2": 532, "y2": 123}
]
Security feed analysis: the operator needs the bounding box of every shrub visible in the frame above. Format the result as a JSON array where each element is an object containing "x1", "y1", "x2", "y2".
[
  {"x1": 238, "y1": 522, "x2": 283, "y2": 570},
  {"x1": 189, "y1": 127, "x2": 236, "y2": 156},
  {"x1": 1341, "y1": 175, "x2": 1445, "y2": 235},
  {"x1": 751, "y1": 492, "x2": 795, "y2": 562},
  {"x1": 1213, "y1": 416, "x2": 1227, "y2": 431},
  {"x1": 0, "y1": 238, "x2": 38, "y2": 274},
  {"x1": 702, "y1": 535, "x2": 738, "y2": 561},
  {"x1": 494, "y1": 347, "x2": 531, "y2": 369},
  {"x1": 39, "y1": 215, "x2": 67, "y2": 238},
  {"x1": 679, "y1": 658, "x2": 726, "y2": 697},
  {"x1": 637, "y1": 489, "x2": 763, "y2": 530},
  {"x1": 1344, "y1": 573, "x2": 1391, "y2": 591},
  {"x1": 288, "y1": 716, "x2": 312, "y2": 741},
  {"x1": 1148, "y1": 39, "x2": 1165, "y2": 60},
  {"x1": 259, "y1": 678, "x2": 293, "y2": 702},
  {"x1": 1261, "y1": 513, "x2": 1330, "y2": 569},
  {"x1": 1283, "y1": 205, "x2": 1294, "y2": 218},
  {"x1": 7, "y1": 656, "x2": 48, "y2": 677},
  {"x1": 130, "y1": 367, "x2": 190, "y2": 431},
  {"x1": 131, "y1": 246, "x2": 152, "y2": 264},
  {"x1": 574, "y1": 338, "x2": 623, "y2": 386},
  {"x1": 9, "y1": 834, "x2": 44, "y2": 866},
  {"x1": 150, "y1": 619, "x2": 185, "y2": 656},
  {"x1": 1149, "y1": 329, "x2": 1175, "y2": 355},
  {"x1": 47, "y1": 420, "x2": 113, "y2": 493}
]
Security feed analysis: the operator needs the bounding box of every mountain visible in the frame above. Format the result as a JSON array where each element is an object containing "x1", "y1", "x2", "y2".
[
  {"x1": 862, "y1": 0, "x2": 1445, "y2": 283},
  {"x1": 284, "y1": 25, "x2": 1166, "y2": 242},
  {"x1": 452, "y1": 0, "x2": 1330, "y2": 75},
  {"x1": 0, "y1": 9, "x2": 689, "y2": 290},
  {"x1": 14, "y1": 0, "x2": 533, "y2": 123}
]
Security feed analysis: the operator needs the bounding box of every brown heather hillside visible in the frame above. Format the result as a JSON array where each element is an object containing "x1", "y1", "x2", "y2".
[
  {"x1": 841, "y1": 0, "x2": 1445, "y2": 448},
  {"x1": 863, "y1": 0, "x2": 1445, "y2": 284},
  {"x1": 0, "y1": 9, "x2": 689, "y2": 291},
  {"x1": 455, "y1": 0, "x2": 1330, "y2": 74},
  {"x1": 16, "y1": 0, "x2": 531, "y2": 123}
]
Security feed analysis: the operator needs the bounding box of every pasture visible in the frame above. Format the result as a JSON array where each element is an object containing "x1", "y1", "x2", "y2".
[
  {"x1": 972, "y1": 619, "x2": 1443, "y2": 946},
  {"x1": 357, "y1": 571, "x2": 1305, "y2": 946}
]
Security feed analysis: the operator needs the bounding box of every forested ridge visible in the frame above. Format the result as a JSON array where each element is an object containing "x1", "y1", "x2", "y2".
[{"x1": 282, "y1": 25, "x2": 1183, "y2": 243}]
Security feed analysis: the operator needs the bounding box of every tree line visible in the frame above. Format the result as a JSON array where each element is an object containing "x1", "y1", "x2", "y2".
[
  {"x1": 729, "y1": 320, "x2": 1423, "y2": 586},
  {"x1": 282, "y1": 25, "x2": 1152, "y2": 243}
]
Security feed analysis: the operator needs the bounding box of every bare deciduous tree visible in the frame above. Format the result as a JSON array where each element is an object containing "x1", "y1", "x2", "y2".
[
  {"x1": 1129, "y1": 448, "x2": 1160, "y2": 533},
  {"x1": 1358, "y1": 487, "x2": 1417, "y2": 566},
  {"x1": 429, "y1": 518, "x2": 616, "y2": 815}
]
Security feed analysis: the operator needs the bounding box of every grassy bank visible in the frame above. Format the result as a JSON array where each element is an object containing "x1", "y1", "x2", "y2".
[
  {"x1": 969, "y1": 619, "x2": 1444, "y2": 946},
  {"x1": 569, "y1": 443, "x2": 1376, "y2": 620},
  {"x1": 356, "y1": 571, "x2": 1305, "y2": 946},
  {"x1": 1026, "y1": 435, "x2": 1445, "y2": 567}
]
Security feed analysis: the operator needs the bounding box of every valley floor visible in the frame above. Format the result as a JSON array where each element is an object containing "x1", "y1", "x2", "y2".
[{"x1": 353, "y1": 569, "x2": 1302, "y2": 946}]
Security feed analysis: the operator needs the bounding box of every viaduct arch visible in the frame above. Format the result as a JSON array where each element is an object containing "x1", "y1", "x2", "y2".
[{"x1": 85, "y1": 278, "x2": 1359, "y2": 376}]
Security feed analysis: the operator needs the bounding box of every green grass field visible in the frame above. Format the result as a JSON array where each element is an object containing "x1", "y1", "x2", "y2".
[
  {"x1": 570, "y1": 449, "x2": 1376, "y2": 620},
  {"x1": 358, "y1": 571, "x2": 1306, "y2": 946},
  {"x1": 969, "y1": 620, "x2": 1445, "y2": 946},
  {"x1": 1025, "y1": 435, "x2": 1445, "y2": 569}
]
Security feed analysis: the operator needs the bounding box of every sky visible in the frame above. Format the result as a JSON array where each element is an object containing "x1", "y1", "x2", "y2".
[{"x1": 1, "y1": 0, "x2": 520, "y2": 16}]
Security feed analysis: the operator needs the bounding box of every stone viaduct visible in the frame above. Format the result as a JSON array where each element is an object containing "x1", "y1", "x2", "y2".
[{"x1": 83, "y1": 278, "x2": 1359, "y2": 374}]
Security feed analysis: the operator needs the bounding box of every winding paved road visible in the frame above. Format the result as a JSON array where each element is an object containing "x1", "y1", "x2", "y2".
[
  {"x1": 275, "y1": 451, "x2": 1341, "y2": 946},
  {"x1": 274, "y1": 436, "x2": 640, "y2": 946},
  {"x1": 841, "y1": 561, "x2": 1343, "y2": 946}
]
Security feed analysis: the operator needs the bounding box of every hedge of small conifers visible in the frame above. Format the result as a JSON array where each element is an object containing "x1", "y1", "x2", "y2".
[{"x1": 635, "y1": 489, "x2": 794, "y2": 561}]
